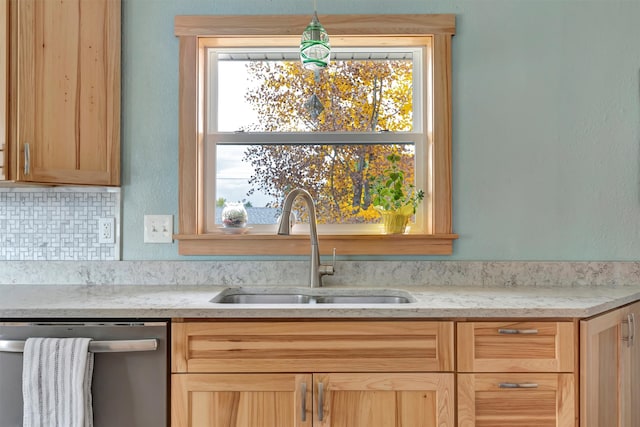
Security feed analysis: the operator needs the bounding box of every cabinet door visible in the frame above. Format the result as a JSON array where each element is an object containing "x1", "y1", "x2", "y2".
[
  {"x1": 0, "y1": 0, "x2": 6, "y2": 180},
  {"x1": 580, "y1": 305, "x2": 626, "y2": 427},
  {"x1": 16, "y1": 0, "x2": 120, "y2": 185},
  {"x1": 580, "y1": 302, "x2": 640, "y2": 427},
  {"x1": 620, "y1": 301, "x2": 640, "y2": 427},
  {"x1": 458, "y1": 373, "x2": 575, "y2": 427},
  {"x1": 172, "y1": 373, "x2": 312, "y2": 427},
  {"x1": 315, "y1": 372, "x2": 454, "y2": 427}
]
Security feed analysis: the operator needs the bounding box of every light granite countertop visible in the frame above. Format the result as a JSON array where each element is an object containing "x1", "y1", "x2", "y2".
[{"x1": 1, "y1": 284, "x2": 640, "y2": 319}]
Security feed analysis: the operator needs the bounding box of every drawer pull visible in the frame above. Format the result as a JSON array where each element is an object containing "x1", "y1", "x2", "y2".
[
  {"x1": 499, "y1": 382, "x2": 539, "y2": 389},
  {"x1": 301, "y1": 382, "x2": 307, "y2": 422},
  {"x1": 498, "y1": 328, "x2": 538, "y2": 334}
]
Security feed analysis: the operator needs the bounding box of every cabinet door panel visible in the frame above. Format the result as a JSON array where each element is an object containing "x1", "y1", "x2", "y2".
[
  {"x1": 0, "y1": 0, "x2": 6, "y2": 180},
  {"x1": 16, "y1": 0, "x2": 120, "y2": 185},
  {"x1": 458, "y1": 373, "x2": 575, "y2": 427},
  {"x1": 316, "y1": 373, "x2": 454, "y2": 427},
  {"x1": 582, "y1": 301, "x2": 640, "y2": 427},
  {"x1": 580, "y1": 306, "x2": 625, "y2": 427},
  {"x1": 172, "y1": 373, "x2": 311, "y2": 427},
  {"x1": 621, "y1": 301, "x2": 640, "y2": 427}
]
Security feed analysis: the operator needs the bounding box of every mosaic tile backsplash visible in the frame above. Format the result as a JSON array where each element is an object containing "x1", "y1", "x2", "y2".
[{"x1": 0, "y1": 188, "x2": 120, "y2": 260}]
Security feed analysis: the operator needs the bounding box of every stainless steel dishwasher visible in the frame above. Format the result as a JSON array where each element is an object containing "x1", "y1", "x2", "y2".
[{"x1": 0, "y1": 321, "x2": 168, "y2": 427}]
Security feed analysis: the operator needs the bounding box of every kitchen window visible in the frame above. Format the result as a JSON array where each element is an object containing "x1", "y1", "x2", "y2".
[
  {"x1": 174, "y1": 14, "x2": 457, "y2": 255},
  {"x1": 208, "y1": 45, "x2": 422, "y2": 233}
]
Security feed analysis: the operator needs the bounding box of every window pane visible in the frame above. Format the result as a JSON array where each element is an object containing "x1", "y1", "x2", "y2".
[
  {"x1": 215, "y1": 49, "x2": 415, "y2": 133},
  {"x1": 215, "y1": 143, "x2": 417, "y2": 225}
]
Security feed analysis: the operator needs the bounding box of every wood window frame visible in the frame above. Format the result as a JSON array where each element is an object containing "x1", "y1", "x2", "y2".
[{"x1": 174, "y1": 14, "x2": 457, "y2": 256}]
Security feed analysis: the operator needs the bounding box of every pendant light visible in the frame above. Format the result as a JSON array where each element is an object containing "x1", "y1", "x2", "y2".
[{"x1": 300, "y1": 0, "x2": 331, "y2": 71}]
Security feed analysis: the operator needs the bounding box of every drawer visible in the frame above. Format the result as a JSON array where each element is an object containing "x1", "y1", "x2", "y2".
[
  {"x1": 172, "y1": 320, "x2": 454, "y2": 373},
  {"x1": 457, "y1": 373, "x2": 576, "y2": 427},
  {"x1": 457, "y1": 321, "x2": 575, "y2": 372}
]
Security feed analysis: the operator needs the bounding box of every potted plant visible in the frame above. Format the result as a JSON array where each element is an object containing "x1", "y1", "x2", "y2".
[{"x1": 370, "y1": 153, "x2": 424, "y2": 234}]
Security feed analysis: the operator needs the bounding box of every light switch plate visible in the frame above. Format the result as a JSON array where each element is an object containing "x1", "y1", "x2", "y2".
[{"x1": 144, "y1": 215, "x2": 173, "y2": 243}]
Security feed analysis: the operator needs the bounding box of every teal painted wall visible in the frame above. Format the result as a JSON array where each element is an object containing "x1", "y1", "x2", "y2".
[{"x1": 121, "y1": 0, "x2": 640, "y2": 261}]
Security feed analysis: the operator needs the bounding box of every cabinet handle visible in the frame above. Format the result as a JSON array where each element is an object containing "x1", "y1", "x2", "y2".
[
  {"x1": 623, "y1": 313, "x2": 636, "y2": 347},
  {"x1": 24, "y1": 143, "x2": 30, "y2": 176},
  {"x1": 498, "y1": 328, "x2": 538, "y2": 334},
  {"x1": 301, "y1": 382, "x2": 307, "y2": 422},
  {"x1": 317, "y1": 382, "x2": 324, "y2": 421},
  {"x1": 499, "y1": 382, "x2": 539, "y2": 389}
]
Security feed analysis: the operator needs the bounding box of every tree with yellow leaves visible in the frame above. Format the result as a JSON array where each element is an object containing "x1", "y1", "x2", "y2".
[{"x1": 242, "y1": 58, "x2": 415, "y2": 224}]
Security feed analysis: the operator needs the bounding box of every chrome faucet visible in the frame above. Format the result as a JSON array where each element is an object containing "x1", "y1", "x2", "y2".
[{"x1": 277, "y1": 188, "x2": 334, "y2": 287}]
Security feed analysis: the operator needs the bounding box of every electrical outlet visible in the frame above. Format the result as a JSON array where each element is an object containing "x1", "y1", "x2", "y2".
[
  {"x1": 98, "y1": 217, "x2": 115, "y2": 244},
  {"x1": 144, "y1": 215, "x2": 173, "y2": 243}
]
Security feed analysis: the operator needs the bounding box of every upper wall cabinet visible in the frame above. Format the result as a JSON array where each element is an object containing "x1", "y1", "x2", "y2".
[
  {"x1": 3, "y1": 0, "x2": 120, "y2": 186},
  {"x1": 0, "y1": 0, "x2": 8, "y2": 180}
]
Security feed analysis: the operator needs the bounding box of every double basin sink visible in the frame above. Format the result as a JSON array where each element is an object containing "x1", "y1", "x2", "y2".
[{"x1": 210, "y1": 287, "x2": 414, "y2": 304}]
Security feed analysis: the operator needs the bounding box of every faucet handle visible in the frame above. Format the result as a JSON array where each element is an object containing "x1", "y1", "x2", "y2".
[{"x1": 319, "y1": 248, "x2": 336, "y2": 276}]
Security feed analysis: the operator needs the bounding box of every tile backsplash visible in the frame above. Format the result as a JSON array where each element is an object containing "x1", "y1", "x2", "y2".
[{"x1": 0, "y1": 187, "x2": 120, "y2": 261}]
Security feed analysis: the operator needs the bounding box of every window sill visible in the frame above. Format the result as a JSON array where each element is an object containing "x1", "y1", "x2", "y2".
[{"x1": 174, "y1": 233, "x2": 458, "y2": 256}]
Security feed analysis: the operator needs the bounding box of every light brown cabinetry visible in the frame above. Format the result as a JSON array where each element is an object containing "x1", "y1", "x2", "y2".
[
  {"x1": 171, "y1": 314, "x2": 640, "y2": 426},
  {"x1": 580, "y1": 300, "x2": 640, "y2": 427},
  {"x1": 0, "y1": 0, "x2": 7, "y2": 180},
  {"x1": 172, "y1": 373, "x2": 311, "y2": 427},
  {"x1": 171, "y1": 320, "x2": 455, "y2": 427},
  {"x1": 315, "y1": 372, "x2": 453, "y2": 427},
  {"x1": 457, "y1": 321, "x2": 577, "y2": 427},
  {"x1": 4, "y1": 0, "x2": 120, "y2": 185},
  {"x1": 457, "y1": 321, "x2": 575, "y2": 372}
]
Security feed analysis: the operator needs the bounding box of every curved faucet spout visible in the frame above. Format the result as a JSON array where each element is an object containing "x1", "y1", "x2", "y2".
[
  {"x1": 277, "y1": 188, "x2": 333, "y2": 287},
  {"x1": 277, "y1": 189, "x2": 318, "y2": 244}
]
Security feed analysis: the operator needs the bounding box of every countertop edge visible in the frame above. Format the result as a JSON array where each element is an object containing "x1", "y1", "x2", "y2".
[{"x1": 2, "y1": 284, "x2": 640, "y2": 319}]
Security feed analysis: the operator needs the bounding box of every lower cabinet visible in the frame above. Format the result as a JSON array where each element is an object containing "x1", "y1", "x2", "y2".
[
  {"x1": 171, "y1": 372, "x2": 454, "y2": 427},
  {"x1": 171, "y1": 311, "x2": 640, "y2": 426},
  {"x1": 457, "y1": 373, "x2": 575, "y2": 427},
  {"x1": 171, "y1": 320, "x2": 455, "y2": 427},
  {"x1": 316, "y1": 372, "x2": 453, "y2": 427},
  {"x1": 456, "y1": 321, "x2": 577, "y2": 427},
  {"x1": 580, "y1": 300, "x2": 640, "y2": 427},
  {"x1": 172, "y1": 373, "x2": 311, "y2": 427}
]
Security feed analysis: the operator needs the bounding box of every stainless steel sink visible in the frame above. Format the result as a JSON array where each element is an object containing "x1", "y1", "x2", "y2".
[
  {"x1": 214, "y1": 293, "x2": 312, "y2": 304},
  {"x1": 210, "y1": 288, "x2": 414, "y2": 304},
  {"x1": 314, "y1": 295, "x2": 410, "y2": 304}
]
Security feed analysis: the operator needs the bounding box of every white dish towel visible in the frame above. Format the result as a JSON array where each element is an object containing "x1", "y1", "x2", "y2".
[{"x1": 22, "y1": 337, "x2": 94, "y2": 427}]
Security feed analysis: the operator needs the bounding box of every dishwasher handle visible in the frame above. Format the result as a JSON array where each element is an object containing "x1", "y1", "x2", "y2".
[{"x1": 0, "y1": 338, "x2": 158, "y2": 353}]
